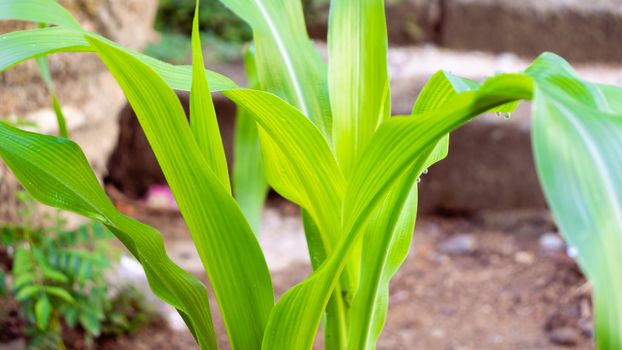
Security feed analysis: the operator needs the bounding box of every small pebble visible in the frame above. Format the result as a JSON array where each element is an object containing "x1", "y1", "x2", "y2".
[
  {"x1": 514, "y1": 251, "x2": 534, "y2": 265},
  {"x1": 167, "y1": 310, "x2": 189, "y2": 331},
  {"x1": 539, "y1": 232, "x2": 565, "y2": 252},
  {"x1": 439, "y1": 234, "x2": 477, "y2": 255},
  {"x1": 567, "y1": 246, "x2": 579, "y2": 259},
  {"x1": 550, "y1": 327, "x2": 580, "y2": 346},
  {"x1": 431, "y1": 328, "x2": 445, "y2": 338}
]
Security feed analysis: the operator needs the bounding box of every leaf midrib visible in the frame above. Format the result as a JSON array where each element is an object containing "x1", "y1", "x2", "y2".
[
  {"x1": 252, "y1": 0, "x2": 309, "y2": 117},
  {"x1": 555, "y1": 101, "x2": 622, "y2": 228}
]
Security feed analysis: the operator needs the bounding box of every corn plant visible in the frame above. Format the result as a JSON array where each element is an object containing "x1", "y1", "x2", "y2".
[{"x1": 0, "y1": 0, "x2": 621, "y2": 349}]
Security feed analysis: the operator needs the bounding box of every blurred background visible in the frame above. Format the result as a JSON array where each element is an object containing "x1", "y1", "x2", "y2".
[{"x1": 1, "y1": 0, "x2": 622, "y2": 349}]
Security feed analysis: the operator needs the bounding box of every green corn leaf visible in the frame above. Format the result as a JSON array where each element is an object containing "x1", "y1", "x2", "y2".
[
  {"x1": 1, "y1": 22, "x2": 350, "y2": 346},
  {"x1": 9, "y1": 3, "x2": 621, "y2": 350},
  {"x1": 347, "y1": 70, "x2": 485, "y2": 349},
  {"x1": 596, "y1": 83, "x2": 622, "y2": 111},
  {"x1": 258, "y1": 137, "x2": 304, "y2": 204},
  {"x1": 49, "y1": 94, "x2": 68, "y2": 137},
  {"x1": 136, "y1": 58, "x2": 237, "y2": 93},
  {"x1": 190, "y1": 2, "x2": 230, "y2": 192},
  {"x1": 35, "y1": 296, "x2": 52, "y2": 330},
  {"x1": 222, "y1": 0, "x2": 339, "y2": 292},
  {"x1": 300, "y1": 208, "x2": 350, "y2": 350},
  {"x1": 411, "y1": 72, "x2": 464, "y2": 179},
  {"x1": 8, "y1": 0, "x2": 333, "y2": 144},
  {"x1": 233, "y1": 48, "x2": 269, "y2": 235},
  {"x1": 262, "y1": 74, "x2": 533, "y2": 349},
  {"x1": 35, "y1": 28, "x2": 69, "y2": 138},
  {"x1": 532, "y1": 94, "x2": 622, "y2": 349},
  {"x1": 411, "y1": 71, "x2": 519, "y2": 170},
  {"x1": 527, "y1": 53, "x2": 622, "y2": 349},
  {"x1": 326, "y1": 4, "x2": 391, "y2": 341},
  {"x1": 0, "y1": 27, "x2": 236, "y2": 92},
  {"x1": 223, "y1": 89, "x2": 357, "y2": 337},
  {"x1": 218, "y1": 0, "x2": 332, "y2": 137},
  {"x1": 345, "y1": 70, "x2": 524, "y2": 348},
  {"x1": 347, "y1": 175, "x2": 418, "y2": 350},
  {"x1": 0, "y1": 23, "x2": 339, "y2": 222},
  {"x1": 0, "y1": 27, "x2": 91, "y2": 72},
  {"x1": 302, "y1": 209, "x2": 350, "y2": 350},
  {"x1": 0, "y1": 0, "x2": 81, "y2": 30},
  {"x1": 215, "y1": 0, "x2": 339, "y2": 285},
  {"x1": 0, "y1": 122, "x2": 217, "y2": 349},
  {"x1": 223, "y1": 89, "x2": 345, "y2": 246},
  {"x1": 86, "y1": 35, "x2": 274, "y2": 349},
  {"x1": 328, "y1": 0, "x2": 390, "y2": 177},
  {"x1": 263, "y1": 161, "x2": 423, "y2": 350}
]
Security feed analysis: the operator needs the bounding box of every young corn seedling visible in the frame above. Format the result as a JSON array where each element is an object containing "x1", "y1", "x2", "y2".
[{"x1": 0, "y1": 0, "x2": 621, "y2": 349}]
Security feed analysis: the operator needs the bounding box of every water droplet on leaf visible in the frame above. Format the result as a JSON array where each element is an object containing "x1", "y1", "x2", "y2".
[{"x1": 496, "y1": 112, "x2": 511, "y2": 119}]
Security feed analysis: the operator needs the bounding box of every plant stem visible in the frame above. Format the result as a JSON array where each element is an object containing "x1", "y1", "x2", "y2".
[
  {"x1": 325, "y1": 284, "x2": 348, "y2": 350},
  {"x1": 594, "y1": 284, "x2": 622, "y2": 349}
]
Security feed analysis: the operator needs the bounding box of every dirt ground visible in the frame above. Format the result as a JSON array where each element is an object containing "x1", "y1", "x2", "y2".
[
  {"x1": 1, "y1": 200, "x2": 593, "y2": 349},
  {"x1": 377, "y1": 213, "x2": 592, "y2": 350},
  {"x1": 100, "y1": 197, "x2": 593, "y2": 350}
]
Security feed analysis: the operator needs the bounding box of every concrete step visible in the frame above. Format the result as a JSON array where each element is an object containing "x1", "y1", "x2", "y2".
[
  {"x1": 437, "y1": 0, "x2": 622, "y2": 63},
  {"x1": 308, "y1": 0, "x2": 622, "y2": 63},
  {"x1": 390, "y1": 46, "x2": 621, "y2": 214}
]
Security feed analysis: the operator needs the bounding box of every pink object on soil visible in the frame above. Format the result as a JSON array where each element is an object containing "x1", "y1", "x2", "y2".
[{"x1": 145, "y1": 184, "x2": 178, "y2": 210}]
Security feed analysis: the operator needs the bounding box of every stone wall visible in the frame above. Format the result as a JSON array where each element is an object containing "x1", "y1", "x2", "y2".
[
  {"x1": 308, "y1": 0, "x2": 622, "y2": 63},
  {"x1": 0, "y1": 0, "x2": 157, "y2": 223}
]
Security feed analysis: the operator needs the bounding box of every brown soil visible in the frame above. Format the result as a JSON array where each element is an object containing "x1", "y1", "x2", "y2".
[
  {"x1": 118, "y1": 200, "x2": 593, "y2": 350},
  {"x1": 377, "y1": 213, "x2": 592, "y2": 350},
  {"x1": 263, "y1": 211, "x2": 593, "y2": 350},
  {"x1": 96, "y1": 318, "x2": 197, "y2": 350},
  {"x1": 0, "y1": 296, "x2": 23, "y2": 343},
  {"x1": 0, "y1": 201, "x2": 593, "y2": 349},
  {"x1": 0, "y1": 296, "x2": 198, "y2": 350}
]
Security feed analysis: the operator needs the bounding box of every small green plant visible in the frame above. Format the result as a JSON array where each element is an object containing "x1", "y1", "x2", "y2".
[
  {"x1": 2, "y1": 191, "x2": 154, "y2": 348},
  {"x1": 0, "y1": 0, "x2": 621, "y2": 349},
  {"x1": 153, "y1": 0, "x2": 328, "y2": 45},
  {"x1": 155, "y1": 0, "x2": 252, "y2": 43},
  {"x1": 1, "y1": 191, "x2": 117, "y2": 348},
  {"x1": 0, "y1": 269, "x2": 6, "y2": 296},
  {"x1": 100, "y1": 285, "x2": 155, "y2": 337},
  {"x1": 147, "y1": 0, "x2": 329, "y2": 64}
]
